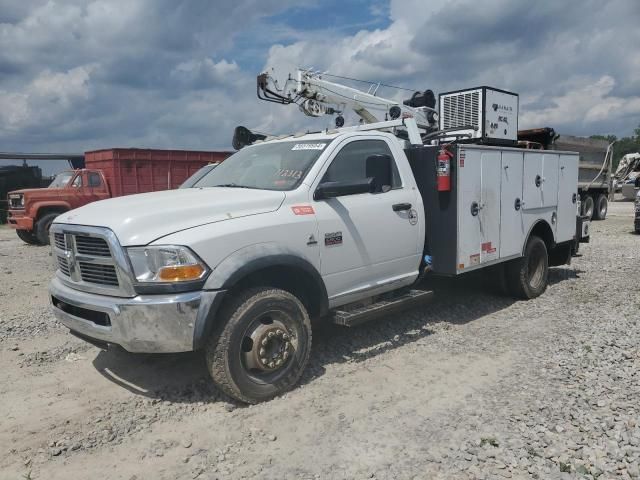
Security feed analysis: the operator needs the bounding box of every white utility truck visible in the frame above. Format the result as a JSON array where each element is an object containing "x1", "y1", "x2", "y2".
[{"x1": 48, "y1": 70, "x2": 589, "y2": 403}]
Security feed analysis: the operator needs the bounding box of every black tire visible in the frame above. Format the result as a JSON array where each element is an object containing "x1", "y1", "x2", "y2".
[
  {"x1": 35, "y1": 213, "x2": 59, "y2": 245},
  {"x1": 592, "y1": 193, "x2": 608, "y2": 220},
  {"x1": 16, "y1": 229, "x2": 42, "y2": 245},
  {"x1": 205, "y1": 287, "x2": 312, "y2": 404},
  {"x1": 505, "y1": 235, "x2": 549, "y2": 300},
  {"x1": 581, "y1": 195, "x2": 594, "y2": 220}
]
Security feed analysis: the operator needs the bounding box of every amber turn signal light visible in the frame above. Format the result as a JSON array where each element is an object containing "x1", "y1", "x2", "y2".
[{"x1": 157, "y1": 264, "x2": 205, "y2": 282}]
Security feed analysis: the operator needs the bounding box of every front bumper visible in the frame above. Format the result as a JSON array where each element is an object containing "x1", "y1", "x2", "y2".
[
  {"x1": 49, "y1": 276, "x2": 224, "y2": 353},
  {"x1": 7, "y1": 210, "x2": 33, "y2": 230}
]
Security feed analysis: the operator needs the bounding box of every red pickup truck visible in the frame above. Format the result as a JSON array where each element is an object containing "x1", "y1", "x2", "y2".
[{"x1": 7, "y1": 148, "x2": 230, "y2": 245}]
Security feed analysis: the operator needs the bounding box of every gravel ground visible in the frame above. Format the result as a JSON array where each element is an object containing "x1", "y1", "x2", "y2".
[{"x1": 0, "y1": 200, "x2": 638, "y2": 480}]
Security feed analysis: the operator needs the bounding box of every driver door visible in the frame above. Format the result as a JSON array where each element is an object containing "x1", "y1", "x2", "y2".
[{"x1": 312, "y1": 138, "x2": 420, "y2": 304}]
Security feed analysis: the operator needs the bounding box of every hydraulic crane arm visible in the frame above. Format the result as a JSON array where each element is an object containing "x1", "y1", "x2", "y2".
[{"x1": 257, "y1": 69, "x2": 437, "y2": 130}]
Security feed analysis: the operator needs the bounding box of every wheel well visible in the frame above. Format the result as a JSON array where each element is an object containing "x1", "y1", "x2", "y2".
[
  {"x1": 526, "y1": 220, "x2": 554, "y2": 254},
  {"x1": 36, "y1": 206, "x2": 67, "y2": 221},
  {"x1": 227, "y1": 265, "x2": 326, "y2": 319}
]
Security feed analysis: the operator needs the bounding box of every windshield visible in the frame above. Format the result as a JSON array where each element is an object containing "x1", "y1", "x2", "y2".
[
  {"x1": 48, "y1": 171, "x2": 74, "y2": 188},
  {"x1": 180, "y1": 164, "x2": 218, "y2": 188},
  {"x1": 193, "y1": 140, "x2": 331, "y2": 191}
]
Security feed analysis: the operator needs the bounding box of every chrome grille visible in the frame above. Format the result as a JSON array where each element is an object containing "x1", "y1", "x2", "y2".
[
  {"x1": 50, "y1": 225, "x2": 131, "y2": 294},
  {"x1": 54, "y1": 233, "x2": 66, "y2": 250},
  {"x1": 442, "y1": 90, "x2": 480, "y2": 130},
  {"x1": 57, "y1": 256, "x2": 71, "y2": 276},
  {"x1": 78, "y1": 262, "x2": 119, "y2": 286},
  {"x1": 75, "y1": 235, "x2": 111, "y2": 257}
]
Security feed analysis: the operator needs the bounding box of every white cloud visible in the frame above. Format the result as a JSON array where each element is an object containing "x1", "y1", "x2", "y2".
[{"x1": 0, "y1": 64, "x2": 95, "y2": 131}]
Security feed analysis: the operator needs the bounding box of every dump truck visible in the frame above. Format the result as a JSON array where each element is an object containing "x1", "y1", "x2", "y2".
[
  {"x1": 47, "y1": 70, "x2": 589, "y2": 403},
  {"x1": 7, "y1": 148, "x2": 230, "y2": 245}
]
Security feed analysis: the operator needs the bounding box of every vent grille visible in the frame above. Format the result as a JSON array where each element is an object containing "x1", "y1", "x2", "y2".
[
  {"x1": 79, "y1": 262, "x2": 119, "y2": 286},
  {"x1": 75, "y1": 236, "x2": 111, "y2": 257},
  {"x1": 442, "y1": 91, "x2": 480, "y2": 130},
  {"x1": 54, "y1": 233, "x2": 66, "y2": 250},
  {"x1": 57, "y1": 256, "x2": 71, "y2": 276}
]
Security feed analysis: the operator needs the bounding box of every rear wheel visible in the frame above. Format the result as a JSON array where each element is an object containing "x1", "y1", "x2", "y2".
[
  {"x1": 592, "y1": 193, "x2": 608, "y2": 220},
  {"x1": 505, "y1": 235, "x2": 549, "y2": 299},
  {"x1": 581, "y1": 195, "x2": 594, "y2": 220},
  {"x1": 35, "y1": 213, "x2": 59, "y2": 245},
  {"x1": 16, "y1": 229, "x2": 41, "y2": 245},
  {"x1": 205, "y1": 287, "x2": 312, "y2": 404}
]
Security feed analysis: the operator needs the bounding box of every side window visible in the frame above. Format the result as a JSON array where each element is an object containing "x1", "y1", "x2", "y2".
[
  {"x1": 321, "y1": 140, "x2": 401, "y2": 188},
  {"x1": 72, "y1": 175, "x2": 83, "y2": 188},
  {"x1": 88, "y1": 172, "x2": 102, "y2": 187}
]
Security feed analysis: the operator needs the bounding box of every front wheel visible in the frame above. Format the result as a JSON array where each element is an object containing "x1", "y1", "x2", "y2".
[
  {"x1": 205, "y1": 287, "x2": 312, "y2": 404},
  {"x1": 35, "y1": 213, "x2": 60, "y2": 245},
  {"x1": 16, "y1": 229, "x2": 41, "y2": 245},
  {"x1": 505, "y1": 235, "x2": 549, "y2": 299}
]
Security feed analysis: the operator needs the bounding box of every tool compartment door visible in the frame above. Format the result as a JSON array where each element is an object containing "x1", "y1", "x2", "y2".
[
  {"x1": 556, "y1": 153, "x2": 579, "y2": 243},
  {"x1": 457, "y1": 149, "x2": 501, "y2": 270},
  {"x1": 523, "y1": 152, "x2": 559, "y2": 210},
  {"x1": 499, "y1": 151, "x2": 524, "y2": 258}
]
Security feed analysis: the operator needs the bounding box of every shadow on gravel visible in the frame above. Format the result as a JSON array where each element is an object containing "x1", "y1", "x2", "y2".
[
  {"x1": 548, "y1": 267, "x2": 582, "y2": 286},
  {"x1": 91, "y1": 267, "x2": 579, "y2": 403}
]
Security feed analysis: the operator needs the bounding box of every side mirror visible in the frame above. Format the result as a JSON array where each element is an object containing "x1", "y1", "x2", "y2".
[
  {"x1": 366, "y1": 154, "x2": 392, "y2": 193},
  {"x1": 314, "y1": 178, "x2": 373, "y2": 200}
]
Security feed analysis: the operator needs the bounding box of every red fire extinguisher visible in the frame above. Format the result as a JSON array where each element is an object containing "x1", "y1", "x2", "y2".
[{"x1": 437, "y1": 147, "x2": 453, "y2": 191}]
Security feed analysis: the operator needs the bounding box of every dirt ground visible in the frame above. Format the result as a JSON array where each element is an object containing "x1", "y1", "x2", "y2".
[{"x1": 0, "y1": 200, "x2": 638, "y2": 480}]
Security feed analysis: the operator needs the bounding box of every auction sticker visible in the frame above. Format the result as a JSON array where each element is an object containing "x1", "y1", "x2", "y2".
[{"x1": 292, "y1": 143, "x2": 326, "y2": 151}]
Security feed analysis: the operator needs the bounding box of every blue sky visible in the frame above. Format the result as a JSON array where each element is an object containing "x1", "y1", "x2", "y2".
[{"x1": 0, "y1": 0, "x2": 639, "y2": 175}]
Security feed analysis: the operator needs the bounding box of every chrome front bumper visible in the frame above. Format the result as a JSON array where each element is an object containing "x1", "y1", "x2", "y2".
[{"x1": 49, "y1": 276, "x2": 223, "y2": 353}]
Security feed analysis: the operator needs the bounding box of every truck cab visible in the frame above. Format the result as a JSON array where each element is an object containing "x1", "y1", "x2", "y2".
[{"x1": 7, "y1": 169, "x2": 109, "y2": 245}]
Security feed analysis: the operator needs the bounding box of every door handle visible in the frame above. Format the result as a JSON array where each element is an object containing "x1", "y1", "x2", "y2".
[{"x1": 392, "y1": 203, "x2": 412, "y2": 212}]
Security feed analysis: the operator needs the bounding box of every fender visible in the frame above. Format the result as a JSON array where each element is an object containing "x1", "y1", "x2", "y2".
[
  {"x1": 522, "y1": 219, "x2": 555, "y2": 255},
  {"x1": 31, "y1": 201, "x2": 71, "y2": 219},
  {"x1": 204, "y1": 242, "x2": 325, "y2": 295}
]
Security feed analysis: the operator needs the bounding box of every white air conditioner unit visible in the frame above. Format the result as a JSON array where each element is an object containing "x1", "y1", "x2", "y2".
[{"x1": 439, "y1": 87, "x2": 518, "y2": 145}]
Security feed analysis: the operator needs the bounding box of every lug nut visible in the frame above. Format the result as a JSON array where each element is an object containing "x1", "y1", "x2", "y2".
[
  {"x1": 276, "y1": 359, "x2": 282, "y2": 366},
  {"x1": 277, "y1": 330, "x2": 284, "y2": 336},
  {"x1": 259, "y1": 348, "x2": 266, "y2": 356},
  {"x1": 269, "y1": 361, "x2": 275, "y2": 368},
  {"x1": 261, "y1": 357, "x2": 268, "y2": 365},
  {"x1": 282, "y1": 334, "x2": 289, "y2": 341},
  {"x1": 283, "y1": 351, "x2": 289, "y2": 360},
  {"x1": 261, "y1": 338, "x2": 268, "y2": 346},
  {"x1": 268, "y1": 332, "x2": 275, "y2": 338}
]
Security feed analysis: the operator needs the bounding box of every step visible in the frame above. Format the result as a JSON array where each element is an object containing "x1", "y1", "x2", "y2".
[{"x1": 332, "y1": 289, "x2": 434, "y2": 327}]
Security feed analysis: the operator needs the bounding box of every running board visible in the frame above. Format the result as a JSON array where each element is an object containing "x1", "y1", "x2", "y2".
[{"x1": 332, "y1": 289, "x2": 434, "y2": 327}]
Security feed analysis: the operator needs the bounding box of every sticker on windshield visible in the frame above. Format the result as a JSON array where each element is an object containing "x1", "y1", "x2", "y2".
[{"x1": 291, "y1": 143, "x2": 326, "y2": 151}]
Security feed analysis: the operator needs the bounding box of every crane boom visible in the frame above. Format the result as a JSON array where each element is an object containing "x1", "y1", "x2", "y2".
[{"x1": 257, "y1": 69, "x2": 437, "y2": 130}]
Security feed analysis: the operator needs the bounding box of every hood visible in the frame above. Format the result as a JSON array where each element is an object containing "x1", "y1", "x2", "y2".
[
  {"x1": 54, "y1": 187, "x2": 286, "y2": 246},
  {"x1": 9, "y1": 187, "x2": 60, "y2": 196}
]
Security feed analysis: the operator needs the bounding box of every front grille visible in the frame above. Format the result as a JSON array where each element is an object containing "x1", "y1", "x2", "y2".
[
  {"x1": 57, "y1": 256, "x2": 71, "y2": 276},
  {"x1": 442, "y1": 91, "x2": 480, "y2": 130},
  {"x1": 75, "y1": 235, "x2": 111, "y2": 257},
  {"x1": 78, "y1": 262, "x2": 119, "y2": 286},
  {"x1": 51, "y1": 228, "x2": 123, "y2": 291},
  {"x1": 54, "y1": 233, "x2": 66, "y2": 250}
]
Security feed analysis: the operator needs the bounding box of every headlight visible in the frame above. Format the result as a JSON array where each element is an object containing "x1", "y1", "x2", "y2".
[
  {"x1": 9, "y1": 194, "x2": 24, "y2": 207},
  {"x1": 126, "y1": 245, "x2": 208, "y2": 283}
]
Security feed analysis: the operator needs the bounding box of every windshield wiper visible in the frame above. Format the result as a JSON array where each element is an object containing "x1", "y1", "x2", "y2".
[{"x1": 212, "y1": 183, "x2": 259, "y2": 189}]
